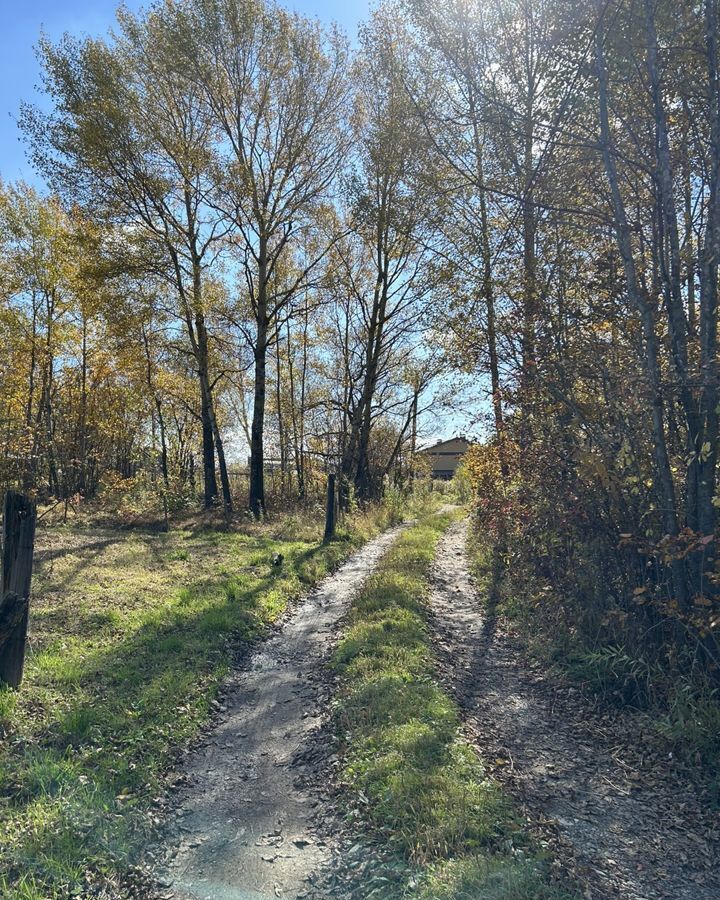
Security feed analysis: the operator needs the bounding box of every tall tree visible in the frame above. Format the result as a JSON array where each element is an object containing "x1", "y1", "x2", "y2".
[
  {"x1": 171, "y1": 0, "x2": 350, "y2": 517},
  {"x1": 335, "y1": 9, "x2": 437, "y2": 503},
  {"x1": 22, "y1": 4, "x2": 233, "y2": 511}
]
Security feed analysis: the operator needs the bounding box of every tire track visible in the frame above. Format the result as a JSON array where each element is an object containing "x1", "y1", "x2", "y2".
[
  {"x1": 153, "y1": 524, "x2": 406, "y2": 900},
  {"x1": 429, "y1": 519, "x2": 720, "y2": 900}
]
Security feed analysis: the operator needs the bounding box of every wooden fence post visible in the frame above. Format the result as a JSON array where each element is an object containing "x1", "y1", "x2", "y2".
[
  {"x1": 0, "y1": 491, "x2": 37, "y2": 689},
  {"x1": 323, "y1": 473, "x2": 336, "y2": 544}
]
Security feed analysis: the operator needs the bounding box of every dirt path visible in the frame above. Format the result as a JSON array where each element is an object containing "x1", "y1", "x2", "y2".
[
  {"x1": 152, "y1": 525, "x2": 405, "y2": 900},
  {"x1": 429, "y1": 520, "x2": 720, "y2": 900}
]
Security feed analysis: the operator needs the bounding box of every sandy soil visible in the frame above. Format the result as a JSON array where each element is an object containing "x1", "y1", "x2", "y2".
[
  {"x1": 152, "y1": 525, "x2": 405, "y2": 900},
  {"x1": 429, "y1": 519, "x2": 720, "y2": 900}
]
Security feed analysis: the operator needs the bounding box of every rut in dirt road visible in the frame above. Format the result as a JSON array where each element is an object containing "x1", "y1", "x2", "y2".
[
  {"x1": 153, "y1": 524, "x2": 405, "y2": 900},
  {"x1": 429, "y1": 520, "x2": 720, "y2": 900}
]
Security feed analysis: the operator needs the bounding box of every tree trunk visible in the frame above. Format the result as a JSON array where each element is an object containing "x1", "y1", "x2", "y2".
[
  {"x1": 275, "y1": 341, "x2": 288, "y2": 496},
  {"x1": 196, "y1": 313, "x2": 232, "y2": 516},
  {"x1": 520, "y1": 113, "x2": 538, "y2": 447},
  {"x1": 77, "y1": 313, "x2": 89, "y2": 495},
  {"x1": 352, "y1": 253, "x2": 389, "y2": 503},
  {"x1": 249, "y1": 232, "x2": 270, "y2": 519},
  {"x1": 697, "y1": 0, "x2": 720, "y2": 545},
  {"x1": 287, "y1": 310, "x2": 307, "y2": 501},
  {"x1": 250, "y1": 329, "x2": 267, "y2": 518},
  {"x1": 24, "y1": 301, "x2": 38, "y2": 491},
  {"x1": 409, "y1": 389, "x2": 418, "y2": 487},
  {"x1": 41, "y1": 292, "x2": 59, "y2": 497},
  {"x1": 595, "y1": 14, "x2": 688, "y2": 605},
  {"x1": 323, "y1": 473, "x2": 337, "y2": 543},
  {"x1": 200, "y1": 378, "x2": 218, "y2": 507},
  {"x1": 644, "y1": 0, "x2": 704, "y2": 542},
  {"x1": 681, "y1": 100, "x2": 697, "y2": 339},
  {"x1": 459, "y1": 23, "x2": 508, "y2": 475}
]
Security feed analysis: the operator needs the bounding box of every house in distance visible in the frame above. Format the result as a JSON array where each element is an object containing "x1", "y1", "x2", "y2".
[{"x1": 418, "y1": 436, "x2": 471, "y2": 480}]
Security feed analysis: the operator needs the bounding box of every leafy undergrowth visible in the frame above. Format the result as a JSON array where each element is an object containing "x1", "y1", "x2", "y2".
[
  {"x1": 0, "y1": 503, "x2": 396, "y2": 899},
  {"x1": 468, "y1": 526, "x2": 720, "y2": 780},
  {"x1": 331, "y1": 513, "x2": 570, "y2": 899}
]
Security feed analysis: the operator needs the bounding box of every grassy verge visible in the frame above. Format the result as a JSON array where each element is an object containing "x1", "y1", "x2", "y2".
[
  {"x1": 331, "y1": 512, "x2": 571, "y2": 899},
  {"x1": 0, "y1": 504, "x2": 395, "y2": 899}
]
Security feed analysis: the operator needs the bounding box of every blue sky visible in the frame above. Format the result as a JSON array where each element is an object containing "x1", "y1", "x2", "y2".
[{"x1": 0, "y1": 0, "x2": 369, "y2": 186}]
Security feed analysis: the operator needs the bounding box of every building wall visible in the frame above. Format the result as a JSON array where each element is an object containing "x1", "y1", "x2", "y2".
[{"x1": 418, "y1": 438, "x2": 470, "y2": 479}]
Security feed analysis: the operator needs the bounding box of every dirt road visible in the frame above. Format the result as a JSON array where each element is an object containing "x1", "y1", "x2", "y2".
[
  {"x1": 153, "y1": 525, "x2": 404, "y2": 900},
  {"x1": 429, "y1": 519, "x2": 720, "y2": 900}
]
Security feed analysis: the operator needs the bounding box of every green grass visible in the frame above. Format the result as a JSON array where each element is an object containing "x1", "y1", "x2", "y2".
[
  {"x1": 416, "y1": 856, "x2": 570, "y2": 899},
  {"x1": 331, "y1": 513, "x2": 572, "y2": 899},
  {"x1": 0, "y1": 504, "x2": 393, "y2": 899}
]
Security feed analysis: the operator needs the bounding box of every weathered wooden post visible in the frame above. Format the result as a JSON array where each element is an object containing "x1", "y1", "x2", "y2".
[
  {"x1": 323, "y1": 473, "x2": 336, "y2": 544},
  {"x1": 0, "y1": 491, "x2": 37, "y2": 688}
]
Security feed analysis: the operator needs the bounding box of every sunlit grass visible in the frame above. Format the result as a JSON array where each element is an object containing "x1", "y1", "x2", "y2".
[
  {"x1": 0, "y1": 504, "x2": 392, "y2": 898},
  {"x1": 416, "y1": 855, "x2": 572, "y2": 900},
  {"x1": 332, "y1": 512, "x2": 574, "y2": 899}
]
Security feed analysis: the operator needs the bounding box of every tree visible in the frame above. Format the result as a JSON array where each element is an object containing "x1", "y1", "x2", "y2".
[
  {"x1": 171, "y1": 0, "x2": 350, "y2": 517},
  {"x1": 22, "y1": 4, "x2": 233, "y2": 512},
  {"x1": 335, "y1": 7, "x2": 438, "y2": 504}
]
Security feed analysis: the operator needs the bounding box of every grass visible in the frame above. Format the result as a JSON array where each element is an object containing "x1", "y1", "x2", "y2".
[
  {"x1": 0, "y1": 503, "x2": 394, "y2": 899},
  {"x1": 415, "y1": 856, "x2": 571, "y2": 899},
  {"x1": 331, "y1": 512, "x2": 571, "y2": 899}
]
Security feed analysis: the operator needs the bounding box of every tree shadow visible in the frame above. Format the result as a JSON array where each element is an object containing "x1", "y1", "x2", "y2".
[
  {"x1": 3, "y1": 523, "x2": 360, "y2": 893},
  {"x1": 481, "y1": 543, "x2": 505, "y2": 646},
  {"x1": 36, "y1": 537, "x2": 120, "y2": 564},
  {"x1": 34, "y1": 537, "x2": 123, "y2": 595}
]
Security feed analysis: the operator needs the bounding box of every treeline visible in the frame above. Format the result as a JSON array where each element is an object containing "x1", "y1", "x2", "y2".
[
  {"x1": 432, "y1": 0, "x2": 719, "y2": 706},
  {"x1": 1, "y1": 0, "x2": 444, "y2": 517},
  {"x1": 3, "y1": 0, "x2": 720, "y2": 685}
]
